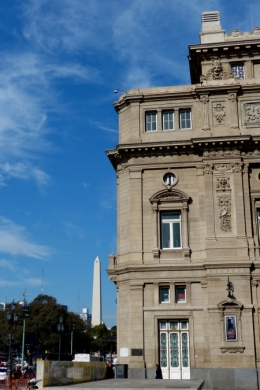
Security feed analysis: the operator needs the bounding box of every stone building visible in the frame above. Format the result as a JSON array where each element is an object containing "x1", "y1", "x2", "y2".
[{"x1": 106, "y1": 11, "x2": 260, "y2": 390}]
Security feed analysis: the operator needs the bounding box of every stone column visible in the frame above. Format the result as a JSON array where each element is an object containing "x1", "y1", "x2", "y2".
[
  {"x1": 232, "y1": 162, "x2": 246, "y2": 237},
  {"x1": 203, "y1": 163, "x2": 216, "y2": 239},
  {"x1": 152, "y1": 205, "x2": 159, "y2": 258},
  {"x1": 129, "y1": 169, "x2": 143, "y2": 263},
  {"x1": 242, "y1": 163, "x2": 254, "y2": 257},
  {"x1": 200, "y1": 95, "x2": 210, "y2": 131},
  {"x1": 129, "y1": 284, "x2": 145, "y2": 372},
  {"x1": 182, "y1": 202, "x2": 190, "y2": 257},
  {"x1": 228, "y1": 92, "x2": 238, "y2": 129}
]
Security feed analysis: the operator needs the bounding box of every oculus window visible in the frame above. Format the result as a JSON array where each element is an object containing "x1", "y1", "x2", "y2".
[{"x1": 163, "y1": 172, "x2": 177, "y2": 186}]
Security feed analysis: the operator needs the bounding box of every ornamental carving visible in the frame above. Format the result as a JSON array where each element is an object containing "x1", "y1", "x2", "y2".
[
  {"x1": 228, "y1": 28, "x2": 243, "y2": 37},
  {"x1": 149, "y1": 188, "x2": 190, "y2": 205},
  {"x1": 214, "y1": 164, "x2": 231, "y2": 173},
  {"x1": 244, "y1": 103, "x2": 260, "y2": 125},
  {"x1": 200, "y1": 95, "x2": 209, "y2": 104},
  {"x1": 203, "y1": 150, "x2": 240, "y2": 158},
  {"x1": 231, "y1": 162, "x2": 242, "y2": 173},
  {"x1": 213, "y1": 103, "x2": 225, "y2": 125},
  {"x1": 207, "y1": 57, "x2": 226, "y2": 80},
  {"x1": 203, "y1": 163, "x2": 213, "y2": 174},
  {"x1": 218, "y1": 196, "x2": 232, "y2": 232},
  {"x1": 251, "y1": 27, "x2": 260, "y2": 35},
  {"x1": 241, "y1": 150, "x2": 260, "y2": 157},
  {"x1": 228, "y1": 93, "x2": 236, "y2": 103},
  {"x1": 216, "y1": 177, "x2": 230, "y2": 190},
  {"x1": 243, "y1": 163, "x2": 249, "y2": 173}
]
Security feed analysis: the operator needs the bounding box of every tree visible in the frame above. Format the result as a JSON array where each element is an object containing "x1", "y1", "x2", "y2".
[{"x1": 0, "y1": 295, "x2": 92, "y2": 359}]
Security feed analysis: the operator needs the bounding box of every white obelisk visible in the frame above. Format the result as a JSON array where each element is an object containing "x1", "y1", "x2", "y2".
[{"x1": 91, "y1": 256, "x2": 102, "y2": 326}]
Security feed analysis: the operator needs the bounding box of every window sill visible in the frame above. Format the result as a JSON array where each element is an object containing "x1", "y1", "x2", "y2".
[{"x1": 153, "y1": 247, "x2": 190, "y2": 259}]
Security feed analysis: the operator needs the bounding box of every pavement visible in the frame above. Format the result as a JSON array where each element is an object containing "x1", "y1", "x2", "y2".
[{"x1": 45, "y1": 378, "x2": 204, "y2": 390}]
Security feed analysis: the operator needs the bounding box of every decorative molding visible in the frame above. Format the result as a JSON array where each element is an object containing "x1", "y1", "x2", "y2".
[
  {"x1": 251, "y1": 27, "x2": 260, "y2": 35},
  {"x1": 213, "y1": 103, "x2": 225, "y2": 125},
  {"x1": 228, "y1": 28, "x2": 243, "y2": 37},
  {"x1": 203, "y1": 150, "x2": 240, "y2": 158},
  {"x1": 231, "y1": 162, "x2": 243, "y2": 173},
  {"x1": 214, "y1": 163, "x2": 232, "y2": 173},
  {"x1": 244, "y1": 103, "x2": 260, "y2": 125},
  {"x1": 149, "y1": 188, "x2": 190, "y2": 205},
  {"x1": 243, "y1": 163, "x2": 249, "y2": 173},
  {"x1": 207, "y1": 57, "x2": 226, "y2": 80},
  {"x1": 218, "y1": 196, "x2": 232, "y2": 232},
  {"x1": 216, "y1": 177, "x2": 230, "y2": 191},
  {"x1": 220, "y1": 345, "x2": 245, "y2": 354},
  {"x1": 203, "y1": 163, "x2": 213, "y2": 174}
]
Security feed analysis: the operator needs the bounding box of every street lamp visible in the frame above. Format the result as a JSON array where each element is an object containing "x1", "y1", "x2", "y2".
[
  {"x1": 70, "y1": 323, "x2": 75, "y2": 356},
  {"x1": 6, "y1": 300, "x2": 18, "y2": 388},
  {"x1": 57, "y1": 316, "x2": 64, "y2": 361}
]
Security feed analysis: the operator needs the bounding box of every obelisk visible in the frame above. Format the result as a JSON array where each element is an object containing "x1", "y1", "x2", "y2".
[{"x1": 91, "y1": 256, "x2": 102, "y2": 326}]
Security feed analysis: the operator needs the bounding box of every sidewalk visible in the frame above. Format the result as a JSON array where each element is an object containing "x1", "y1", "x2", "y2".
[{"x1": 45, "y1": 378, "x2": 204, "y2": 390}]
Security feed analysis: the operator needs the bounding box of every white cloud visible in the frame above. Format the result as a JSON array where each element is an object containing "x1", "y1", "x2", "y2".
[{"x1": 0, "y1": 217, "x2": 51, "y2": 260}]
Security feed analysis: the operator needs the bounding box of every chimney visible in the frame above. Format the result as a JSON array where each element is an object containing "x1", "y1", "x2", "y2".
[{"x1": 200, "y1": 11, "x2": 225, "y2": 44}]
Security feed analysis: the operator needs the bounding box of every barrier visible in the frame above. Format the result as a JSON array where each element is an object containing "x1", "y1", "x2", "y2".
[{"x1": 36, "y1": 360, "x2": 106, "y2": 388}]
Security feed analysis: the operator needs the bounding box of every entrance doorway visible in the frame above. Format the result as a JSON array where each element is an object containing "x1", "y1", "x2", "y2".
[{"x1": 159, "y1": 319, "x2": 190, "y2": 379}]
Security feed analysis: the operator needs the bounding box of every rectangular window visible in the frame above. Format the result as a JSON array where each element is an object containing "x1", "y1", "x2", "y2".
[
  {"x1": 160, "y1": 286, "x2": 170, "y2": 303},
  {"x1": 146, "y1": 112, "x2": 157, "y2": 131},
  {"x1": 254, "y1": 63, "x2": 260, "y2": 78},
  {"x1": 163, "y1": 111, "x2": 174, "y2": 130},
  {"x1": 231, "y1": 63, "x2": 245, "y2": 79},
  {"x1": 180, "y1": 110, "x2": 192, "y2": 129},
  {"x1": 176, "y1": 286, "x2": 186, "y2": 303},
  {"x1": 161, "y1": 211, "x2": 182, "y2": 249}
]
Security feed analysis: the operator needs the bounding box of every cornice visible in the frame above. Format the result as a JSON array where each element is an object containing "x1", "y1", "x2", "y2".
[{"x1": 106, "y1": 135, "x2": 260, "y2": 170}]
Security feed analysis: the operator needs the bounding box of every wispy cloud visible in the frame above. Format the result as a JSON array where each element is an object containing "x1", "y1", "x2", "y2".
[{"x1": 0, "y1": 217, "x2": 51, "y2": 259}]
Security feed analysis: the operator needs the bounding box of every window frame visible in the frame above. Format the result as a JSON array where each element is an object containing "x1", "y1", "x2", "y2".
[
  {"x1": 159, "y1": 286, "x2": 170, "y2": 303},
  {"x1": 175, "y1": 286, "x2": 186, "y2": 304},
  {"x1": 161, "y1": 211, "x2": 182, "y2": 249},
  {"x1": 145, "y1": 111, "x2": 157, "y2": 132},
  {"x1": 163, "y1": 110, "x2": 174, "y2": 131},
  {"x1": 230, "y1": 63, "x2": 245, "y2": 79},
  {"x1": 179, "y1": 109, "x2": 192, "y2": 130}
]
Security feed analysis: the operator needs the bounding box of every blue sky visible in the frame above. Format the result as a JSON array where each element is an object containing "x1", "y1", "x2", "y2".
[{"x1": 0, "y1": 0, "x2": 259, "y2": 327}]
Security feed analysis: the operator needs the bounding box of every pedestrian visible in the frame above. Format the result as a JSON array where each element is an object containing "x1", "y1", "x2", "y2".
[
  {"x1": 155, "y1": 364, "x2": 163, "y2": 379},
  {"x1": 106, "y1": 362, "x2": 114, "y2": 379}
]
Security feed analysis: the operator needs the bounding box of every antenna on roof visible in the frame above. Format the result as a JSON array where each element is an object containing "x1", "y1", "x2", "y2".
[
  {"x1": 250, "y1": 0, "x2": 254, "y2": 30},
  {"x1": 41, "y1": 269, "x2": 44, "y2": 293}
]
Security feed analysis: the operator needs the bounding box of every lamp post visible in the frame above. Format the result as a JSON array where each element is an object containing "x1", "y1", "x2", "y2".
[
  {"x1": 70, "y1": 323, "x2": 75, "y2": 356},
  {"x1": 57, "y1": 316, "x2": 64, "y2": 361},
  {"x1": 6, "y1": 300, "x2": 18, "y2": 388},
  {"x1": 21, "y1": 289, "x2": 30, "y2": 367}
]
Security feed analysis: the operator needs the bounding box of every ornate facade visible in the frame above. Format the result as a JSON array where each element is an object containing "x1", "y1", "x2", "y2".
[{"x1": 106, "y1": 11, "x2": 260, "y2": 390}]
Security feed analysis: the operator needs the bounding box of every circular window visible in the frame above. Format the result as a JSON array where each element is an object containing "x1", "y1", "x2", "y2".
[{"x1": 163, "y1": 172, "x2": 177, "y2": 186}]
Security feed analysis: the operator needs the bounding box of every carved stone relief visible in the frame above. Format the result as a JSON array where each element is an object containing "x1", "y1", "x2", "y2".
[
  {"x1": 207, "y1": 57, "x2": 226, "y2": 80},
  {"x1": 213, "y1": 103, "x2": 226, "y2": 125},
  {"x1": 214, "y1": 164, "x2": 232, "y2": 173},
  {"x1": 244, "y1": 103, "x2": 260, "y2": 125},
  {"x1": 228, "y1": 28, "x2": 243, "y2": 37},
  {"x1": 203, "y1": 163, "x2": 213, "y2": 174},
  {"x1": 203, "y1": 150, "x2": 240, "y2": 158},
  {"x1": 218, "y1": 196, "x2": 232, "y2": 232},
  {"x1": 216, "y1": 177, "x2": 230, "y2": 190}
]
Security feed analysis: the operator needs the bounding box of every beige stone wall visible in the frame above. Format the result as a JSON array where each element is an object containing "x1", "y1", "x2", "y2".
[{"x1": 106, "y1": 22, "x2": 260, "y2": 374}]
